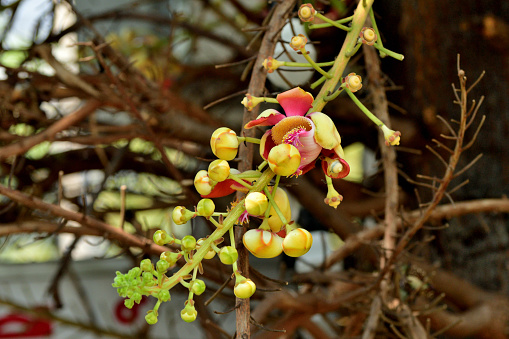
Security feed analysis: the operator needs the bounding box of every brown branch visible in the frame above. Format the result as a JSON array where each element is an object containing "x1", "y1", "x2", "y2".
[
  {"x1": 0, "y1": 100, "x2": 101, "y2": 160},
  {"x1": 0, "y1": 185, "x2": 168, "y2": 256},
  {"x1": 235, "y1": 1, "x2": 296, "y2": 338}
]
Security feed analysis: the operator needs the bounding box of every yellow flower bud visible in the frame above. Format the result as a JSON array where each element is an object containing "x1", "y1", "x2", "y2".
[
  {"x1": 243, "y1": 229, "x2": 283, "y2": 258},
  {"x1": 343, "y1": 73, "x2": 363, "y2": 92},
  {"x1": 172, "y1": 206, "x2": 196, "y2": 225},
  {"x1": 290, "y1": 34, "x2": 308, "y2": 51},
  {"x1": 298, "y1": 3, "x2": 316, "y2": 22},
  {"x1": 234, "y1": 278, "x2": 256, "y2": 299},
  {"x1": 245, "y1": 192, "x2": 268, "y2": 216},
  {"x1": 194, "y1": 170, "x2": 216, "y2": 196},
  {"x1": 181, "y1": 235, "x2": 196, "y2": 251},
  {"x1": 324, "y1": 185, "x2": 343, "y2": 209},
  {"x1": 268, "y1": 144, "x2": 301, "y2": 177},
  {"x1": 262, "y1": 57, "x2": 285, "y2": 73},
  {"x1": 190, "y1": 279, "x2": 206, "y2": 295},
  {"x1": 210, "y1": 127, "x2": 239, "y2": 160},
  {"x1": 196, "y1": 198, "x2": 215, "y2": 217},
  {"x1": 381, "y1": 125, "x2": 401, "y2": 146},
  {"x1": 282, "y1": 228, "x2": 313, "y2": 257},
  {"x1": 241, "y1": 94, "x2": 265, "y2": 111},
  {"x1": 208, "y1": 159, "x2": 230, "y2": 182},
  {"x1": 267, "y1": 187, "x2": 292, "y2": 233}
]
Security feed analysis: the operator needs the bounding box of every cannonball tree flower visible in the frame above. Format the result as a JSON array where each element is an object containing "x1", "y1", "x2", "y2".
[
  {"x1": 210, "y1": 127, "x2": 239, "y2": 160},
  {"x1": 245, "y1": 87, "x2": 348, "y2": 177},
  {"x1": 282, "y1": 228, "x2": 313, "y2": 257}
]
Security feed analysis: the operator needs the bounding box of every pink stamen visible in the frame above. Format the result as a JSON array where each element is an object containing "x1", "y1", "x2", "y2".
[{"x1": 283, "y1": 127, "x2": 306, "y2": 147}]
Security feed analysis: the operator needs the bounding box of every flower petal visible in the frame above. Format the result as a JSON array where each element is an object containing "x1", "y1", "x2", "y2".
[
  {"x1": 260, "y1": 130, "x2": 276, "y2": 160},
  {"x1": 201, "y1": 179, "x2": 246, "y2": 198},
  {"x1": 308, "y1": 112, "x2": 341, "y2": 150},
  {"x1": 293, "y1": 118, "x2": 322, "y2": 169},
  {"x1": 276, "y1": 87, "x2": 313, "y2": 117},
  {"x1": 244, "y1": 109, "x2": 285, "y2": 129}
]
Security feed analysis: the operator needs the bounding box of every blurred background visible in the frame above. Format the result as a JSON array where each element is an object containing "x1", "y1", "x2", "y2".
[{"x1": 0, "y1": 0, "x2": 508, "y2": 338}]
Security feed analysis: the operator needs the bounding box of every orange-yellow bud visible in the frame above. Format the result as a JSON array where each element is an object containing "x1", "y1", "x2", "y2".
[
  {"x1": 298, "y1": 4, "x2": 316, "y2": 22},
  {"x1": 243, "y1": 229, "x2": 283, "y2": 258},
  {"x1": 360, "y1": 27, "x2": 377, "y2": 46},
  {"x1": 245, "y1": 192, "x2": 268, "y2": 216},
  {"x1": 234, "y1": 278, "x2": 256, "y2": 299},
  {"x1": 282, "y1": 228, "x2": 313, "y2": 257},
  {"x1": 268, "y1": 144, "x2": 301, "y2": 176},
  {"x1": 194, "y1": 170, "x2": 216, "y2": 196},
  {"x1": 208, "y1": 159, "x2": 230, "y2": 182},
  {"x1": 210, "y1": 127, "x2": 239, "y2": 160}
]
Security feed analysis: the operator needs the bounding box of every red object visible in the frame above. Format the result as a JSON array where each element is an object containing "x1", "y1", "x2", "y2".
[{"x1": 0, "y1": 313, "x2": 52, "y2": 338}]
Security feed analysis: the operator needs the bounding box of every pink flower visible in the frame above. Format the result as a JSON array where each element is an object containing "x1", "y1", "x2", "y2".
[{"x1": 245, "y1": 87, "x2": 349, "y2": 177}]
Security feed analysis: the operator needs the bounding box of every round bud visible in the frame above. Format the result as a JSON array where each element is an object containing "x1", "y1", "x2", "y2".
[
  {"x1": 245, "y1": 192, "x2": 268, "y2": 216},
  {"x1": 243, "y1": 229, "x2": 283, "y2": 258},
  {"x1": 218, "y1": 246, "x2": 238, "y2": 265},
  {"x1": 194, "y1": 170, "x2": 216, "y2": 196},
  {"x1": 181, "y1": 235, "x2": 197, "y2": 251},
  {"x1": 210, "y1": 127, "x2": 239, "y2": 160},
  {"x1": 191, "y1": 279, "x2": 206, "y2": 295},
  {"x1": 282, "y1": 228, "x2": 313, "y2": 257},
  {"x1": 180, "y1": 304, "x2": 197, "y2": 323},
  {"x1": 268, "y1": 144, "x2": 301, "y2": 176},
  {"x1": 234, "y1": 278, "x2": 256, "y2": 299},
  {"x1": 172, "y1": 206, "x2": 195, "y2": 225},
  {"x1": 145, "y1": 311, "x2": 158, "y2": 325},
  {"x1": 196, "y1": 199, "x2": 215, "y2": 217},
  {"x1": 153, "y1": 230, "x2": 170, "y2": 246},
  {"x1": 156, "y1": 259, "x2": 170, "y2": 273},
  {"x1": 160, "y1": 251, "x2": 181, "y2": 266},
  {"x1": 208, "y1": 159, "x2": 230, "y2": 182},
  {"x1": 140, "y1": 259, "x2": 153, "y2": 272},
  {"x1": 158, "y1": 290, "x2": 171, "y2": 302}
]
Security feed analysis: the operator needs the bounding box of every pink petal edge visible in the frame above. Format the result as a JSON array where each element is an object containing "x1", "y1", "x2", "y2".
[{"x1": 276, "y1": 87, "x2": 313, "y2": 117}]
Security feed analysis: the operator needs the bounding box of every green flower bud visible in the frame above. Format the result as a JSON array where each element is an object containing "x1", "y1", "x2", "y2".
[
  {"x1": 160, "y1": 251, "x2": 181, "y2": 265},
  {"x1": 180, "y1": 304, "x2": 198, "y2": 323},
  {"x1": 145, "y1": 310, "x2": 158, "y2": 325},
  {"x1": 127, "y1": 267, "x2": 141, "y2": 279},
  {"x1": 282, "y1": 228, "x2": 313, "y2": 257},
  {"x1": 172, "y1": 206, "x2": 195, "y2": 225},
  {"x1": 210, "y1": 127, "x2": 239, "y2": 161},
  {"x1": 191, "y1": 279, "x2": 206, "y2": 295},
  {"x1": 132, "y1": 292, "x2": 142, "y2": 303},
  {"x1": 124, "y1": 298, "x2": 135, "y2": 309},
  {"x1": 181, "y1": 235, "x2": 197, "y2": 251},
  {"x1": 218, "y1": 246, "x2": 238, "y2": 265},
  {"x1": 140, "y1": 259, "x2": 153, "y2": 272},
  {"x1": 156, "y1": 259, "x2": 170, "y2": 273},
  {"x1": 245, "y1": 192, "x2": 268, "y2": 216},
  {"x1": 208, "y1": 159, "x2": 230, "y2": 182},
  {"x1": 158, "y1": 290, "x2": 171, "y2": 302},
  {"x1": 153, "y1": 230, "x2": 173, "y2": 246},
  {"x1": 268, "y1": 144, "x2": 301, "y2": 177},
  {"x1": 196, "y1": 199, "x2": 215, "y2": 217},
  {"x1": 234, "y1": 278, "x2": 256, "y2": 299}
]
